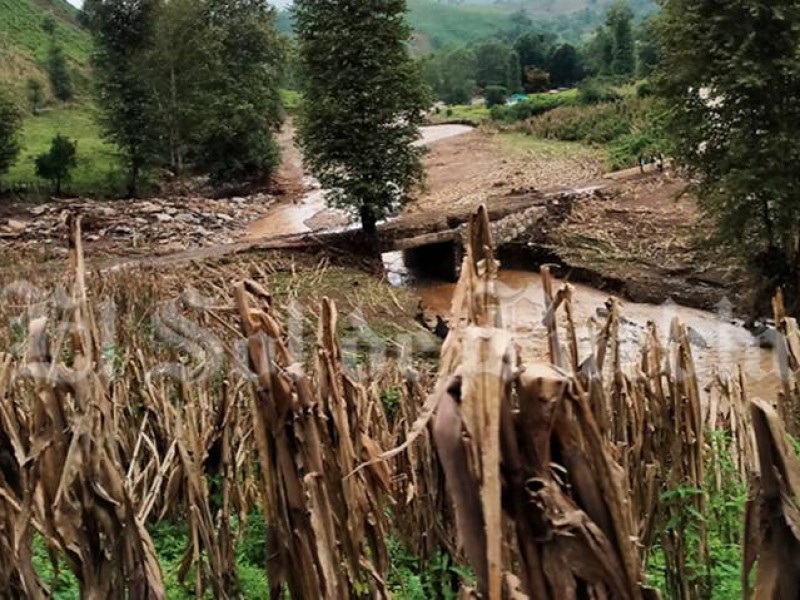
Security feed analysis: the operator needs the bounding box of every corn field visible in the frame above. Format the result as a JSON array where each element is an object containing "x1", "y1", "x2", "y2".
[{"x1": 0, "y1": 210, "x2": 799, "y2": 598}]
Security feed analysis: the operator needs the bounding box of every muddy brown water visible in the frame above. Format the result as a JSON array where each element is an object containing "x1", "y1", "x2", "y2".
[
  {"x1": 414, "y1": 270, "x2": 781, "y2": 400},
  {"x1": 246, "y1": 125, "x2": 474, "y2": 238},
  {"x1": 245, "y1": 123, "x2": 781, "y2": 400}
]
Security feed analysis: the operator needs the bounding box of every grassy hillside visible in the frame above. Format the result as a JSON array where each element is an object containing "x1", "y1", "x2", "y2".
[
  {"x1": 408, "y1": 0, "x2": 656, "y2": 51},
  {"x1": 3, "y1": 104, "x2": 120, "y2": 196},
  {"x1": 0, "y1": 0, "x2": 91, "y2": 100},
  {"x1": 406, "y1": 0, "x2": 512, "y2": 50}
]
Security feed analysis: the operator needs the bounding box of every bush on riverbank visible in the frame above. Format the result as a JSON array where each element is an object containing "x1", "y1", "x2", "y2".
[{"x1": 518, "y1": 96, "x2": 664, "y2": 170}]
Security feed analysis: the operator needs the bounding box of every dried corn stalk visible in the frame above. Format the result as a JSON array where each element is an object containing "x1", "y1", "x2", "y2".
[
  {"x1": 427, "y1": 205, "x2": 653, "y2": 599},
  {"x1": 236, "y1": 281, "x2": 391, "y2": 599},
  {"x1": 0, "y1": 216, "x2": 165, "y2": 599},
  {"x1": 744, "y1": 399, "x2": 800, "y2": 599}
]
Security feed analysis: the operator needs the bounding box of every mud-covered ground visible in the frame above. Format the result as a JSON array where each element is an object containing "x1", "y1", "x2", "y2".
[{"x1": 0, "y1": 126, "x2": 743, "y2": 314}]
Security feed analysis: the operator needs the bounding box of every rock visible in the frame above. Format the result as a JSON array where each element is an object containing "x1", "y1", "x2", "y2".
[
  {"x1": 155, "y1": 213, "x2": 173, "y2": 223},
  {"x1": 28, "y1": 205, "x2": 48, "y2": 216},
  {"x1": 7, "y1": 219, "x2": 27, "y2": 232},
  {"x1": 139, "y1": 202, "x2": 162, "y2": 214},
  {"x1": 97, "y1": 206, "x2": 117, "y2": 217},
  {"x1": 175, "y1": 213, "x2": 198, "y2": 224},
  {"x1": 756, "y1": 327, "x2": 780, "y2": 350},
  {"x1": 216, "y1": 213, "x2": 233, "y2": 223},
  {"x1": 686, "y1": 326, "x2": 709, "y2": 350}
]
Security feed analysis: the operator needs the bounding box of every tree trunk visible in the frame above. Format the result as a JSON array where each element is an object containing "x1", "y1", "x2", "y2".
[
  {"x1": 359, "y1": 204, "x2": 378, "y2": 241},
  {"x1": 128, "y1": 160, "x2": 139, "y2": 199}
]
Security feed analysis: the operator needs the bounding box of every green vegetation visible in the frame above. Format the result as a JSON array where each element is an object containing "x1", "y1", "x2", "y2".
[
  {"x1": 521, "y1": 95, "x2": 662, "y2": 170},
  {"x1": 497, "y1": 130, "x2": 603, "y2": 163},
  {"x1": 0, "y1": 0, "x2": 90, "y2": 101},
  {"x1": 2, "y1": 104, "x2": 120, "y2": 196},
  {"x1": 280, "y1": 88, "x2": 301, "y2": 111},
  {"x1": 647, "y1": 432, "x2": 747, "y2": 599},
  {"x1": 406, "y1": 0, "x2": 512, "y2": 50},
  {"x1": 295, "y1": 0, "x2": 429, "y2": 236},
  {"x1": 489, "y1": 88, "x2": 578, "y2": 122},
  {"x1": 35, "y1": 133, "x2": 77, "y2": 195},
  {"x1": 657, "y1": 0, "x2": 800, "y2": 307},
  {"x1": 422, "y1": 0, "x2": 649, "y2": 109},
  {"x1": 82, "y1": 0, "x2": 284, "y2": 195},
  {"x1": 404, "y1": 0, "x2": 657, "y2": 50},
  {"x1": 428, "y1": 103, "x2": 489, "y2": 125},
  {"x1": 0, "y1": 91, "x2": 23, "y2": 177}
]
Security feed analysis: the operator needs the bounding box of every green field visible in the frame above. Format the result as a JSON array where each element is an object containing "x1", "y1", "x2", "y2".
[{"x1": 3, "y1": 103, "x2": 122, "y2": 197}]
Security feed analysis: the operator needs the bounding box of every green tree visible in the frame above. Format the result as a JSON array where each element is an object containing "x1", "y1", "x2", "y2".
[
  {"x1": 484, "y1": 85, "x2": 508, "y2": 108},
  {"x1": 35, "y1": 134, "x2": 78, "y2": 195},
  {"x1": 474, "y1": 40, "x2": 511, "y2": 88},
  {"x1": 194, "y1": 0, "x2": 284, "y2": 183},
  {"x1": 587, "y1": 26, "x2": 614, "y2": 76},
  {"x1": 47, "y1": 44, "x2": 73, "y2": 102},
  {"x1": 423, "y1": 47, "x2": 476, "y2": 105},
  {"x1": 26, "y1": 78, "x2": 44, "y2": 115},
  {"x1": 83, "y1": 0, "x2": 160, "y2": 196},
  {"x1": 0, "y1": 92, "x2": 22, "y2": 177},
  {"x1": 514, "y1": 32, "x2": 554, "y2": 73},
  {"x1": 549, "y1": 43, "x2": 583, "y2": 88},
  {"x1": 607, "y1": 0, "x2": 635, "y2": 77},
  {"x1": 505, "y1": 50, "x2": 522, "y2": 93},
  {"x1": 636, "y1": 16, "x2": 660, "y2": 78},
  {"x1": 42, "y1": 15, "x2": 73, "y2": 102},
  {"x1": 657, "y1": 0, "x2": 800, "y2": 307},
  {"x1": 145, "y1": 0, "x2": 214, "y2": 174},
  {"x1": 295, "y1": 0, "x2": 428, "y2": 237}
]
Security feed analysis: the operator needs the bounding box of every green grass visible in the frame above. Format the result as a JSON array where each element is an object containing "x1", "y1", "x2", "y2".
[
  {"x1": 2, "y1": 103, "x2": 123, "y2": 197},
  {"x1": 0, "y1": 0, "x2": 92, "y2": 99},
  {"x1": 280, "y1": 88, "x2": 301, "y2": 111},
  {"x1": 428, "y1": 103, "x2": 490, "y2": 125},
  {"x1": 0, "y1": 0, "x2": 90, "y2": 65},
  {"x1": 498, "y1": 130, "x2": 603, "y2": 161}
]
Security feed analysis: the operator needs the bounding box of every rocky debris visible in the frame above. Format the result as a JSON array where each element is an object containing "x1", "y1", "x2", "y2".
[{"x1": 0, "y1": 193, "x2": 278, "y2": 252}]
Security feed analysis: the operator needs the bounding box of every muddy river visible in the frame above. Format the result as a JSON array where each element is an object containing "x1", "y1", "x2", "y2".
[
  {"x1": 248, "y1": 123, "x2": 782, "y2": 400},
  {"x1": 412, "y1": 269, "x2": 781, "y2": 399}
]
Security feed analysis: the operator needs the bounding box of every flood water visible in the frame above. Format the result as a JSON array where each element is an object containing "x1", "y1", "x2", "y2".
[
  {"x1": 246, "y1": 124, "x2": 474, "y2": 238},
  {"x1": 414, "y1": 269, "x2": 781, "y2": 399}
]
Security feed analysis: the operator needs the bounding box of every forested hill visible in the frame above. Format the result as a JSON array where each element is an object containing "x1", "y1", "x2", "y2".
[
  {"x1": 276, "y1": 0, "x2": 658, "y2": 49},
  {"x1": 0, "y1": 0, "x2": 91, "y2": 98}
]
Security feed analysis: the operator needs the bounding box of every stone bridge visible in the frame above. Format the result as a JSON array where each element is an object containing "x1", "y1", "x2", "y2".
[{"x1": 375, "y1": 188, "x2": 586, "y2": 281}]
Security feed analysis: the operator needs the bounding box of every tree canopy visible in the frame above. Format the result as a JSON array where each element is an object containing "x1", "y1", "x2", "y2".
[
  {"x1": 83, "y1": 0, "x2": 283, "y2": 194},
  {"x1": 295, "y1": 0, "x2": 429, "y2": 236},
  {"x1": 657, "y1": 0, "x2": 800, "y2": 303},
  {"x1": 0, "y1": 93, "x2": 22, "y2": 178}
]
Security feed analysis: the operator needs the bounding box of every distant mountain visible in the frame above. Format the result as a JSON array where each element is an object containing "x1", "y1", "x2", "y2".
[
  {"x1": 0, "y1": 0, "x2": 91, "y2": 100},
  {"x1": 277, "y1": 0, "x2": 658, "y2": 51}
]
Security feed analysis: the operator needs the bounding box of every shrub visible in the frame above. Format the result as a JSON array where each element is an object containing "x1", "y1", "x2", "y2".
[
  {"x1": 578, "y1": 78, "x2": 622, "y2": 105},
  {"x1": 35, "y1": 134, "x2": 78, "y2": 195},
  {"x1": 490, "y1": 92, "x2": 577, "y2": 123},
  {"x1": 521, "y1": 96, "x2": 664, "y2": 169},
  {"x1": 484, "y1": 85, "x2": 508, "y2": 108},
  {"x1": 636, "y1": 80, "x2": 655, "y2": 98}
]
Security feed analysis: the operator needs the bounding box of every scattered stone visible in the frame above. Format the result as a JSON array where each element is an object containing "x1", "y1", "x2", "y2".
[{"x1": 6, "y1": 219, "x2": 27, "y2": 232}]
